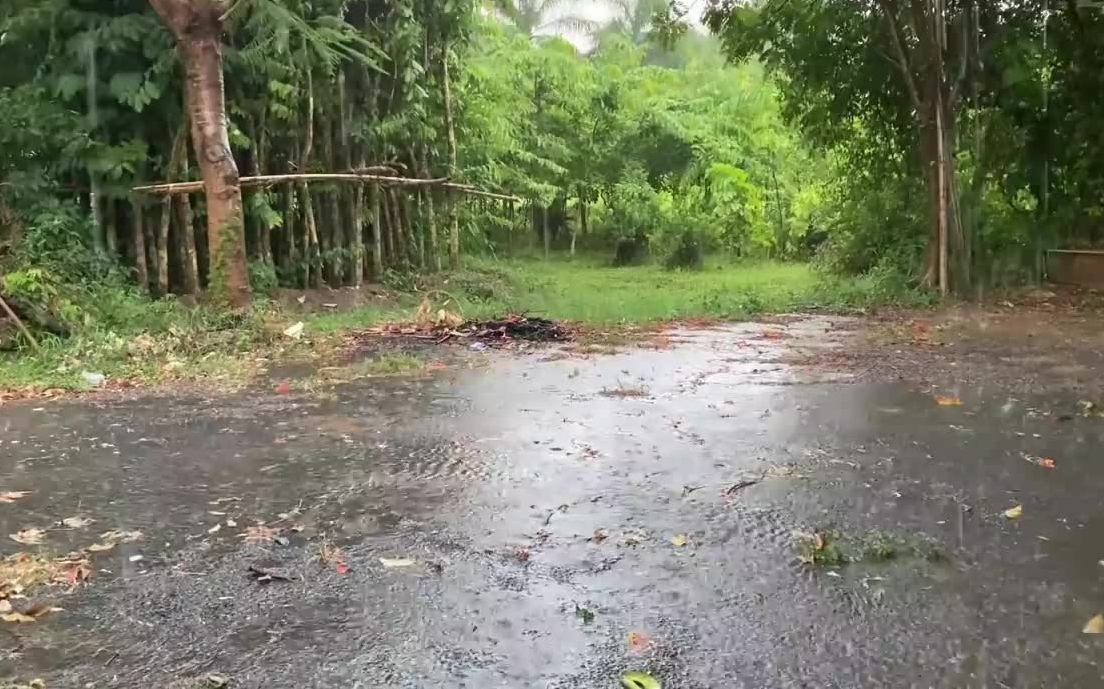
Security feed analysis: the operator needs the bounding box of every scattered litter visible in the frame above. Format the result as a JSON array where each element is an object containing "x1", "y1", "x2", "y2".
[
  {"x1": 274, "y1": 380, "x2": 292, "y2": 395},
  {"x1": 1004, "y1": 504, "x2": 1023, "y2": 519},
  {"x1": 671, "y1": 534, "x2": 688, "y2": 547},
  {"x1": 621, "y1": 671, "x2": 661, "y2": 689},
  {"x1": 516, "y1": 545, "x2": 530, "y2": 562},
  {"x1": 380, "y1": 557, "x2": 416, "y2": 569},
  {"x1": 203, "y1": 674, "x2": 229, "y2": 688},
  {"x1": 10, "y1": 529, "x2": 45, "y2": 545},
  {"x1": 0, "y1": 491, "x2": 30, "y2": 503},
  {"x1": 80, "y1": 371, "x2": 106, "y2": 387},
  {"x1": 335, "y1": 561, "x2": 350, "y2": 575},
  {"x1": 282, "y1": 322, "x2": 305, "y2": 340},
  {"x1": 590, "y1": 528, "x2": 610, "y2": 544},
  {"x1": 207, "y1": 524, "x2": 222, "y2": 535},
  {"x1": 470, "y1": 341, "x2": 488, "y2": 352},
  {"x1": 86, "y1": 542, "x2": 115, "y2": 553},
  {"x1": 128, "y1": 555, "x2": 143, "y2": 563},
  {"x1": 935, "y1": 395, "x2": 962, "y2": 407}
]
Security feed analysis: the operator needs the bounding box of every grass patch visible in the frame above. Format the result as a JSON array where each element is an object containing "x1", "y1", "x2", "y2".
[
  {"x1": 599, "y1": 383, "x2": 650, "y2": 398},
  {"x1": 794, "y1": 528, "x2": 947, "y2": 568},
  {"x1": 1, "y1": 255, "x2": 930, "y2": 393},
  {"x1": 358, "y1": 352, "x2": 425, "y2": 376},
  {"x1": 453, "y1": 255, "x2": 932, "y2": 324}
]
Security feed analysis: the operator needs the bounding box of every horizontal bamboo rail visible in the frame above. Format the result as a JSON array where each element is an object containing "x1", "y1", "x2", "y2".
[{"x1": 132, "y1": 173, "x2": 521, "y2": 202}]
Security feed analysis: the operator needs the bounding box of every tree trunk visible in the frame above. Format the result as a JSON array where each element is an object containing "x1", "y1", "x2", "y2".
[
  {"x1": 173, "y1": 121, "x2": 200, "y2": 295},
  {"x1": 130, "y1": 199, "x2": 149, "y2": 292},
  {"x1": 442, "y1": 38, "x2": 460, "y2": 269},
  {"x1": 542, "y1": 205, "x2": 550, "y2": 259},
  {"x1": 149, "y1": 0, "x2": 250, "y2": 307},
  {"x1": 282, "y1": 184, "x2": 297, "y2": 282},
  {"x1": 369, "y1": 184, "x2": 383, "y2": 281},
  {"x1": 157, "y1": 196, "x2": 172, "y2": 296}
]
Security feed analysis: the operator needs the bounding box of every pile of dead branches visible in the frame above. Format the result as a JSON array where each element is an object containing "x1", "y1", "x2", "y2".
[
  {"x1": 449, "y1": 315, "x2": 571, "y2": 342},
  {"x1": 366, "y1": 313, "x2": 571, "y2": 345}
]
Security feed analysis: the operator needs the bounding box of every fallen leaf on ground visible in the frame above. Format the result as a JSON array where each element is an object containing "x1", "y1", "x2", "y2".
[
  {"x1": 241, "y1": 525, "x2": 278, "y2": 544},
  {"x1": 380, "y1": 557, "x2": 416, "y2": 568},
  {"x1": 1004, "y1": 504, "x2": 1024, "y2": 519},
  {"x1": 517, "y1": 545, "x2": 530, "y2": 562},
  {"x1": 621, "y1": 671, "x2": 661, "y2": 689},
  {"x1": 1, "y1": 602, "x2": 60, "y2": 624},
  {"x1": 101, "y1": 530, "x2": 143, "y2": 543},
  {"x1": 10, "y1": 529, "x2": 45, "y2": 545},
  {"x1": 590, "y1": 528, "x2": 609, "y2": 544},
  {"x1": 671, "y1": 534, "x2": 688, "y2": 547},
  {"x1": 1039, "y1": 457, "x2": 1057, "y2": 468},
  {"x1": 274, "y1": 380, "x2": 292, "y2": 395},
  {"x1": 207, "y1": 524, "x2": 222, "y2": 535},
  {"x1": 725, "y1": 479, "x2": 760, "y2": 495},
  {"x1": 936, "y1": 395, "x2": 963, "y2": 406},
  {"x1": 761, "y1": 329, "x2": 786, "y2": 340},
  {"x1": 628, "y1": 631, "x2": 652, "y2": 652},
  {"x1": 247, "y1": 564, "x2": 296, "y2": 583},
  {"x1": 335, "y1": 561, "x2": 350, "y2": 575},
  {"x1": 61, "y1": 516, "x2": 94, "y2": 529},
  {"x1": 86, "y1": 542, "x2": 115, "y2": 552},
  {"x1": 0, "y1": 491, "x2": 30, "y2": 503},
  {"x1": 1084, "y1": 614, "x2": 1104, "y2": 634}
]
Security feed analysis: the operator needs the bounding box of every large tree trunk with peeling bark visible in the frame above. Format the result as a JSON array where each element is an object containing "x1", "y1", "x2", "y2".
[{"x1": 148, "y1": 0, "x2": 251, "y2": 308}]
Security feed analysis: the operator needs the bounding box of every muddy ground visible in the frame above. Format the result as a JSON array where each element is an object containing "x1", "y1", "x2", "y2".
[{"x1": 2, "y1": 307, "x2": 1104, "y2": 688}]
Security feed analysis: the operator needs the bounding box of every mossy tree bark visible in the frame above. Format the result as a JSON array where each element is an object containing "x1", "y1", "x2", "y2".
[{"x1": 148, "y1": 0, "x2": 251, "y2": 308}]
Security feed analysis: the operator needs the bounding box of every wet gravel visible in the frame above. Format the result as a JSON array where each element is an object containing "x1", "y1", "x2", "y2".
[{"x1": 2, "y1": 316, "x2": 1104, "y2": 687}]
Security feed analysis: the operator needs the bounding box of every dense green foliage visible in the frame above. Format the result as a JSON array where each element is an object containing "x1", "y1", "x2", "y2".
[{"x1": 705, "y1": 0, "x2": 1104, "y2": 291}]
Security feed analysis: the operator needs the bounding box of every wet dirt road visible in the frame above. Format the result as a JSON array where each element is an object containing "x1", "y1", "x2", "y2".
[{"x1": 2, "y1": 317, "x2": 1103, "y2": 688}]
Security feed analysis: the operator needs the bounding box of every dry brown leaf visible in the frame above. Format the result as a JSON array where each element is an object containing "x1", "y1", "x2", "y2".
[
  {"x1": 628, "y1": 631, "x2": 652, "y2": 652},
  {"x1": 0, "y1": 491, "x2": 30, "y2": 503},
  {"x1": 1084, "y1": 614, "x2": 1104, "y2": 634},
  {"x1": 240, "y1": 525, "x2": 278, "y2": 544},
  {"x1": 10, "y1": 529, "x2": 45, "y2": 545},
  {"x1": 100, "y1": 530, "x2": 143, "y2": 543},
  {"x1": 86, "y1": 542, "x2": 115, "y2": 553},
  {"x1": 61, "y1": 516, "x2": 94, "y2": 529},
  {"x1": 591, "y1": 528, "x2": 609, "y2": 544},
  {"x1": 1004, "y1": 504, "x2": 1023, "y2": 519},
  {"x1": 935, "y1": 395, "x2": 963, "y2": 407},
  {"x1": 2, "y1": 612, "x2": 37, "y2": 623}
]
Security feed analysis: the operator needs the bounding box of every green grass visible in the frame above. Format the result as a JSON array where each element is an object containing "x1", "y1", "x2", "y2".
[
  {"x1": 419, "y1": 255, "x2": 932, "y2": 324},
  {"x1": 358, "y1": 352, "x2": 425, "y2": 375},
  {"x1": 1, "y1": 256, "x2": 930, "y2": 393}
]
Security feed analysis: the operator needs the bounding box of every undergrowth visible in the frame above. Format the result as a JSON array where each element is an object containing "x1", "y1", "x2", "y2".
[{"x1": 1, "y1": 255, "x2": 931, "y2": 392}]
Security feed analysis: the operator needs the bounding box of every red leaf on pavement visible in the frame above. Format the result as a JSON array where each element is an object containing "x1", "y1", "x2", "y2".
[
  {"x1": 335, "y1": 561, "x2": 350, "y2": 575},
  {"x1": 275, "y1": 380, "x2": 292, "y2": 395}
]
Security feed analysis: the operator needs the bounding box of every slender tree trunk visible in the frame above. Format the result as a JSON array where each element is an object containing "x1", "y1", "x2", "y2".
[
  {"x1": 282, "y1": 184, "x2": 297, "y2": 283},
  {"x1": 149, "y1": 0, "x2": 250, "y2": 307},
  {"x1": 370, "y1": 184, "x2": 383, "y2": 281},
  {"x1": 442, "y1": 38, "x2": 460, "y2": 268},
  {"x1": 542, "y1": 205, "x2": 550, "y2": 259},
  {"x1": 174, "y1": 122, "x2": 200, "y2": 295},
  {"x1": 130, "y1": 199, "x2": 149, "y2": 292},
  {"x1": 157, "y1": 196, "x2": 172, "y2": 296},
  {"x1": 297, "y1": 63, "x2": 316, "y2": 289}
]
